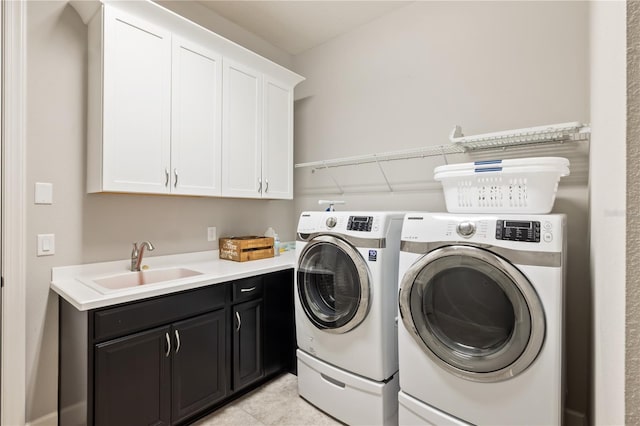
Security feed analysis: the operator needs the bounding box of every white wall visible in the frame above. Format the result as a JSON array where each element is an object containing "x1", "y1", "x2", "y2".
[
  {"x1": 25, "y1": 1, "x2": 294, "y2": 422},
  {"x1": 589, "y1": 1, "x2": 627, "y2": 425},
  {"x1": 158, "y1": 1, "x2": 293, "y2": 70},
  {"x1": 293, "y1": 1, "x2": 591, "y2": 421}
]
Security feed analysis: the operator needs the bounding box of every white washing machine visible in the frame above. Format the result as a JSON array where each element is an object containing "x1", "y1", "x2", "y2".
[
  {"x1": 295, "y1": 211, "x2": 404, "y2": 425},
  {"x1": 397, "y1": 212, "x2": 566, "y2": 426}
]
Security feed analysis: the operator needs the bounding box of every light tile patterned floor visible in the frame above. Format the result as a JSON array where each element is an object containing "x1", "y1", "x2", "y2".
[{"x1": 192, "y1": 374, "x2": 342, "y2": 425}]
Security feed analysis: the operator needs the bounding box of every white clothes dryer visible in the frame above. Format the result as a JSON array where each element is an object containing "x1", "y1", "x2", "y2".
[
  {"x1": 295, "y1": 211, "x2": 404, "y2": 425},
  {"x1": 397, "y1": 212, "x2": 566, "y2": 426}
]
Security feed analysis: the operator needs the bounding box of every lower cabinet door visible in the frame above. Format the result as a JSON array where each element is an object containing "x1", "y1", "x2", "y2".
[
  {"x1": 233, "y1": 299, "x2": 263, "y2": 390},
  {"x1": 263, "y1": 269, "x2": 295, "y2": 376},
  {"x1": 94, "y1": 326, "x2": 171, "y2": 426},
  {"x1": 171, "y1": 309, "x2": 227, "y2": 424}
]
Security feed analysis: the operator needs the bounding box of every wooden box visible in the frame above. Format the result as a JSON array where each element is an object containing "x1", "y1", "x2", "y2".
[{"x1": 219, "y1": 236, "x2": 275, "y2": 262}]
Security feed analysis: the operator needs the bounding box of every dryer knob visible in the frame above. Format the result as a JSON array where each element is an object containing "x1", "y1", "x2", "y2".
[
  {"x1": 326, "y1": 217, "x2": 337, "y2": 228},
  {"x1": 457, "y1": 221, "x2": 476, "y2": 238}
]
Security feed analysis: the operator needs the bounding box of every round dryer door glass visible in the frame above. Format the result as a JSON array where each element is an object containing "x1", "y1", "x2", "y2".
[
  {"x1": 297, "y1": 236, "x2": 370, "y2": 334},
  {"x1": 399, "y1": 245, "x2": 545, "y2": 382}
]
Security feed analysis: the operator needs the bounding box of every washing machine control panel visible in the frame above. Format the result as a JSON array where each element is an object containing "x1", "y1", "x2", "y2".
[
  {"x1": 347, "y1": 216, "x2": 373, "y2": 232},
  {"x1": 495, "y1": 220, "x2": 541, "y2": 243}
]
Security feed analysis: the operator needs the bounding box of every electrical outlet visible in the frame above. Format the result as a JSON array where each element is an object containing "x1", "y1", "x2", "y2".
[{"x1": 207, "y1": 227, "x2": 217, "y2": 242}]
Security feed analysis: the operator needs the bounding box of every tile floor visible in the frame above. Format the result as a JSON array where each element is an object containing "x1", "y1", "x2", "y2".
[{"x1": 192, "y1": 373, "x2": 342, "y2": 425}]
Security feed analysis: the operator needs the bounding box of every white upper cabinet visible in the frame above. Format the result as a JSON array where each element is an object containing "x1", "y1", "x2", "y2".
[
  {"x1": 100, "y1": 6, "x2": 171, "y2": 193},
  {"x1": 221, "y1": 60, "x2": 263, "y2": 198},
  {"x1": 262, "y1": 77, "x2": 294, "y2": 199},
  {"x1": 171, "y1": 38, "x2": 222, "y2": 196},
  {"x1": 76, "y1": 0, "x2": 303, "y2": 198},
  {"x1": 221, "y1": 65, "x2": 296, "y2": 200}
]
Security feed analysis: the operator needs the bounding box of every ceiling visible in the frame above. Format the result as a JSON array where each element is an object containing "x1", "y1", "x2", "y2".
[{"x1": 197, "y1": 1, "x2": 412, "y2": 55}]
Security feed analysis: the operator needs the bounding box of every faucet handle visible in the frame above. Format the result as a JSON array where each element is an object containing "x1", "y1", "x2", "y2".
[{"x1": 131, "y1": 242, "x2": 139, "y2": 257}]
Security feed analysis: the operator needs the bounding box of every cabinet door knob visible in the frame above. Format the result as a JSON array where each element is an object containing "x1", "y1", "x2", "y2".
[
  {"x1": 165, "y1": 332, "x2": 171, "y2": 357},
  {"x1": 164, "y1": 169, "x2": 169, "y2": 187},
  {"x1": 174, "y1": 329, "x2": 181, "y2": 354},
  {"x1": 174, "y1": 168, "x2": 178, "y2": 188},
  {"x1": 235, "y1": 311, "x2": 241, "y2": 332}
]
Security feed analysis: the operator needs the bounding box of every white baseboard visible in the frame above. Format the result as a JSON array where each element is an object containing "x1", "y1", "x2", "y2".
[
  {"x1": 26, "y1": 411, "x2": 57, "y2": 426},
  {"x1": 565, "y1": 407, "x2": 588, "y2": 426}
]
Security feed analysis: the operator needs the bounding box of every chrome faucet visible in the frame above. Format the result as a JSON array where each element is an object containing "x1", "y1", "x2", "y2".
[{"x1": 131, "y1": 241, "x2": 155, "y2": 272}]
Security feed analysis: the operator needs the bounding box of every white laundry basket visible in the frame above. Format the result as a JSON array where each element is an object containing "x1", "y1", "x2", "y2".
[{"x1": 434, "y1": 157, "x2": 570, "y2": 213}]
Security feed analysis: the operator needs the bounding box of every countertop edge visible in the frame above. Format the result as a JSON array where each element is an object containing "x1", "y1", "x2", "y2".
[{"x1": 51, "y1": 251, "x2": 296, "y2": 311}]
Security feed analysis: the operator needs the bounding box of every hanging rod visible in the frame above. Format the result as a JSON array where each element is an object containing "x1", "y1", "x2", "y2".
[
  {"x1": 295, "y1": 144, "x2": 464, "y2": 170},
  {"x1": 294, "y1": 121, "x2": 590, "y2": 171}
]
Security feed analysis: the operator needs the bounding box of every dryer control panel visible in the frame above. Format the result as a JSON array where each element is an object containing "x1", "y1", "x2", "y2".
[
  {"x1": 496, "y1": 220, "x2": 541, "y2": 243},
  {"x1": 347, "y1": 216, "x2": 373, "y2": 232}
]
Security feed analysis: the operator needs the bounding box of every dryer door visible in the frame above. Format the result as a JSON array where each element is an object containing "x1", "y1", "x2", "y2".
[
  {"x1": 297, "y1": 235, "x2": 370, "y2": 334},
  {"x1": 399, "y1": 245, "x2": 545, "y2": 382}
]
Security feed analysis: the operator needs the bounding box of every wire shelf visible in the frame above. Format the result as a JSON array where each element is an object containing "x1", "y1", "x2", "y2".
[
  {"x1": 450, "y1": 122, "x2": 590, "y2": 151},
  {"x1": 294, "y1": 121, "x2": 590, "y2": 194}
]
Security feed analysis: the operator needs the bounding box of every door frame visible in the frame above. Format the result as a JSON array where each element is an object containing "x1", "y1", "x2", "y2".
[{"x1": 1, "y1": 0, "x2": 27, "y2": 424}]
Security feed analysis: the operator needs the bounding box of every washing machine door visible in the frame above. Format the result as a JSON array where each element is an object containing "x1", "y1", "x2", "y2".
[
  {"x1": 297, "y1": 235, "x2": 370, "y2": 334},
  {"x1": 399, "y1": 245, "x2": 545, "y2": 382}
]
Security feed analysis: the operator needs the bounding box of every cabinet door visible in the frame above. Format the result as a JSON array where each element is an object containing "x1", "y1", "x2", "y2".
[
  {"x1": 94, "y1": 326, "x2": 171, "y2": 426},
  {"x1": 262, "y1": 77, "x2": 294, "y2": 199},
  {"x1": 263, "y1": 270, "x2": 296, "y2": 376},
  {"x1": 102, "y1": 5, "x2": 172, "y2": 193},
  {"x1": 233, "y1": 299, "x2": 264, "y2": 390},
  {"x1": 171, "y1": 37, "x2": 223, "y2": 196},
  {"x1": 172, "y1": 310, "x2": 227, "y2": 424},
  {"x1": 222, "y1": 59, "x2": 263, "y2": 198}
]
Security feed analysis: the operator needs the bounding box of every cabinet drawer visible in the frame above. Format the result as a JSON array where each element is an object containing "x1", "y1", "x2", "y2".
[
  {"x1": 93, "y1": 284, "x2": 227, "y2": 342},
  {"x1": 232, "y1": 276, "x2": 263, "y2": 303}
]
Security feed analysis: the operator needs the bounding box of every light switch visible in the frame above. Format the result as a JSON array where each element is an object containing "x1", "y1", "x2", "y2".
[
  {"x1": 35, "y1": 182, "x2": 53, "y2": 205},
  {"x1": 37, "y1": 234, "x2": 55, "y2": 256}
]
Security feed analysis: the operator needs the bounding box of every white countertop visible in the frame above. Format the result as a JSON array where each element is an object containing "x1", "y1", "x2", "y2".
[{"x1": 51, "y1": 250, "x2": 296, "y2": 311}]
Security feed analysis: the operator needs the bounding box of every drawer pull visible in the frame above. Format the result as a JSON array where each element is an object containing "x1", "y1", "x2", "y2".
[
  {"x1": 235, "y1": 312, "x2": 241, "y2": 332},
  {"x1": 240, "y1": 286, "x2": 257, "y2": 293},
  {"x1": 321, "y1": 373, "x2": 345, "y2": 389},
  {"x1": 165, "y1": 332, "x2": 171, "y2": 357},
  {"x1": 174, "y1": 330, "x2": 181, "y2": 354}
]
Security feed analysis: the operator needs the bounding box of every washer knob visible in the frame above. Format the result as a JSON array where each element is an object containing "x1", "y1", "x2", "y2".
[
  {"x1": 456, "y1": 221, "x2": 476, "y2": 238},
  {"x1": 326, "y1": 217, "x2": 337, "y2": 228}
]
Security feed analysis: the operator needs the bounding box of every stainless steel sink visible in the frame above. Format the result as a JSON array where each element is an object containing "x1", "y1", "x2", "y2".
[{"x1": 88, "y1": 268, "x2": 203, "y2": 293}]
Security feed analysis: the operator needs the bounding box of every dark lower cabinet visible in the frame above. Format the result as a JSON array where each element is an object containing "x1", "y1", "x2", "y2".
[
  {"x1": 263, "y1": 269, "x2": 296, "y2": 375},
  {"x1": 172, "y1": 310, "x2": 227, "y2": 424},
  {"x1": 59, "y1": 269, "x2": 295, "y2": 426},
  {"x1": 94, "y1": 326, "x2": 171, "y2": 426},
  {"x1": 232, "y1": 299, "x2": 263, "y2": 391}
]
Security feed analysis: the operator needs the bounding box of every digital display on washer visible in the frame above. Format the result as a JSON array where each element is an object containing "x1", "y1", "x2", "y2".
[
  {"x1": 496, "y1": 220, "x2": 540, "y2": 242},
  {"x1": 505, "y1": 221, "x2": 533, "y2": 229},
  {"x1": 347, "y1": 216, "x2": 373, "y2": 232}
]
